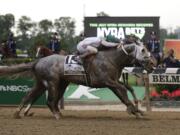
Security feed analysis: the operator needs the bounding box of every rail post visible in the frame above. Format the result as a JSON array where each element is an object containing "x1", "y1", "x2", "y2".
[{"x1": 143, "y1": 74, "x2": 151, "y2": 111}]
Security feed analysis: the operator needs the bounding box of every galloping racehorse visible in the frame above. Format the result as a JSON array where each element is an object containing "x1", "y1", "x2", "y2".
[
  {"x1": 0, "y1": 41, "x2": 155, "y2": 119},
  {"x1": 36, "y1": 46, "x2": 67, "y2": 58},
  {"x1": 23, "y1": 44, "x2": 141, "y2": 117}
]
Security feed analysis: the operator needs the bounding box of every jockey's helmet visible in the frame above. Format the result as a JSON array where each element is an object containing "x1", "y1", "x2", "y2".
[{"x1": 105, "y1": 34, "x2": 120, "y2": 43}]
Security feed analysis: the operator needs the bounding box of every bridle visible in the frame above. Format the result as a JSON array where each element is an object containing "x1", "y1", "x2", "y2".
[{"x1": 121, "y1": 44, "x2": 129, "y2": 55}]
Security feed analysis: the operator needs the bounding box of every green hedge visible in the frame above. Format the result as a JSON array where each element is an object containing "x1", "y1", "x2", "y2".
[{"x1": 0, "y1": 58, "x2": 34, "y2": 65}]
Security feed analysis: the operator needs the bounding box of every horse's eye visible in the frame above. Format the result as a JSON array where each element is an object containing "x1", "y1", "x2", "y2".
[{"x1": 141, "y1": 49, "x2": 145, "y2": 53}]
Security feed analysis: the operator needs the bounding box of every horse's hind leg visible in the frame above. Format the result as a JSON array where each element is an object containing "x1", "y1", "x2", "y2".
[
  {"x1": 23, "y1": 86, "x2": 45, "y2": 116},
  {"x1": 14, "y1": 81, "x2": 45, "y2": 118},
  {"x1": 55, "y1": 80, "x2": 69, "y2": 114},
  {"x1": 46, "y1": 80, "x2": 61, "y2": 120},
  {"x1": 23, "y1": 103, "x2": 33, "y2": 116},
  {"x1": 47, "y1": 80, "x2": 69, "y2": 120}
]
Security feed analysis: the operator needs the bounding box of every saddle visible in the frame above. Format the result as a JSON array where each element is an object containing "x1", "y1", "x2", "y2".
[
  {"x1": 64, "y1": 55, "x2": 94, "y2": 74},
  {"x1": 64, "y1": 54, "x2": 94, "y2": 85}
]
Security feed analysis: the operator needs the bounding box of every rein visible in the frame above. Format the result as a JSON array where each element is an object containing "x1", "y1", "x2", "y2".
[{"x1": 121, "y1": 44, "x2": 129, "y2": 55}]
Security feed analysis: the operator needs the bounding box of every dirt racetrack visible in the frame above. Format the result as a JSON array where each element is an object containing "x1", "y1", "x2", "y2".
[{"x1": 0, "y1": 107, "x2": 180, "y2": 135}]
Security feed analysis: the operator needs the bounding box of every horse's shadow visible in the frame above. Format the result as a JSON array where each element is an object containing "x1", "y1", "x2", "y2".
[
  {"x1": 59, "y1": 115, "x2": 151, "y2": 121},
  {"x1": 23, "y1": 111, "x2": 151, "y2": 121}
]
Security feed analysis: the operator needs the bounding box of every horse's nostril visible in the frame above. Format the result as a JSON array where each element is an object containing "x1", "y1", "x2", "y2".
[{"x1": 141, "y1": 49, "x2": 145, "y2": 53}]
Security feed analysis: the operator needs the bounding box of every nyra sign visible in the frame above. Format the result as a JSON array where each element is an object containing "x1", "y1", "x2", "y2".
[
  {"x1": 84, "y1": 17, "x2": 160, "y2": 42},
  {"x1": 97, "y1": 27, "x2": 145, "y2": 39},
  {"x1": 149, "y1": 74, "x2": 180, "y2": 84}
]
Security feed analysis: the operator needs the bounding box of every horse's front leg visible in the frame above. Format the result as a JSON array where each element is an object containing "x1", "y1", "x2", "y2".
[
  {"x1": 119, "y1": 81, "x2": 139, "y2": 108},
  {"x1": 107, "y1": 80, "x2": 143, "y2": 117}
]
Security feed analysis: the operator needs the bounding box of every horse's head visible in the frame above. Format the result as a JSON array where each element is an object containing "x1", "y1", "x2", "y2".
[
  {"x1": 124, "y1": 42, "x2": 156, "y2": 73},
  {"x1": 36, "y1": 46, "x2": 53, "y2": 58}
]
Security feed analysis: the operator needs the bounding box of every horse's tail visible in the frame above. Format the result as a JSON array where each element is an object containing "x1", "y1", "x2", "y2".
[{"x1": 0, "y1": 60, "x2": 38, "y2": 76}]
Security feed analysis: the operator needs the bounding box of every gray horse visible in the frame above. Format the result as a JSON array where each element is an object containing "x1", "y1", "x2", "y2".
[{"x1": 0, "y1": 43, "x2": 154, "y2": 119}]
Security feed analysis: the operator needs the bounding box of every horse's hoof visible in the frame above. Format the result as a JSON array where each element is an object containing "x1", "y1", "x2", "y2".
[
  {"x1": 28, "y1": 112, "x2": 34, "y2": 116},
  {"x1": 13, "y1": 112, "x2": 21, "y2": 119},
  {"x1": 54, "y1": 113, "x2": 61, "y2": 120},
  {"x1": 126, "y1": 108, "x2": 132, "y2": 115},
  {"x1": 126, "y1": 105, "x2": 135, "y2": 115},
  {"x1": 24, "y1": 112, "x2": 34, "y2": 117},
  {"x1": 59, "y1": 112, "x2": 63, "y2": 117},
  {"x1": 139, "y1": 110, "x2": 145, "y2": 116},
  {"x1": 135, "y1": 113, "x2": 142, "y2": 119},
  {"x1": 140, "y1": 111, "x2": 147, "y2": 117}
]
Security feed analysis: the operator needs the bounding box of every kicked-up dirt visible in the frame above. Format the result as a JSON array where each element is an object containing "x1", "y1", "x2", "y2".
[{"x1": 0, "y1": 107, "x2": 180, "y2": 135}]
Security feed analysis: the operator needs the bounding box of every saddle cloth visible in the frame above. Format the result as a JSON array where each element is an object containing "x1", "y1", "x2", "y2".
[{"x1": 64, "y1": 55, "x2": 85, "y2": 75}]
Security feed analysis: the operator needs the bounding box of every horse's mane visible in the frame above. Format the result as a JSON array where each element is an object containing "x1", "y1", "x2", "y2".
[
  {"x1": 98, "y1": 45, "x2": 117, "y2": 51},
  {"x1": 98, "y1": 35, "x2": 142, "y2": 51}
]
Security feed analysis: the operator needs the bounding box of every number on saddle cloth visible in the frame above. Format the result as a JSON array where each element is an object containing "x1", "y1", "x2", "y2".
[
  {"x1": 65, "y1": 55, "x2": 80, "y2": 64},
  {"x1": 64, "y1": 55, "x2": 85, "y2": 75}
]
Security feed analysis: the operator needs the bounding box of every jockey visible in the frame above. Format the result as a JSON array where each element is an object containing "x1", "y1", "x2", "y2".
[
  {"x1": 76, "y1": 36, "x2": 119, "y2": 62},
  {"x1": 48, "y1": 32, "x2": 61, "y2": 54},
  {"x1": 7, "y1": 33, "x2": 16, "y2": 55}
]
